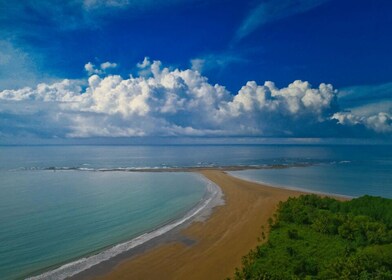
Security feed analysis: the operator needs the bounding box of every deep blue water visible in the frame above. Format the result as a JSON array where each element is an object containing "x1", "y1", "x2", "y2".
[{"x1": 0, "y1": 145, "x2": 391, "y2": 279}]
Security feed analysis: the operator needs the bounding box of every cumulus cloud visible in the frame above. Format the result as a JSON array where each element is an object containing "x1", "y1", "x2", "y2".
[
  {"x1": 231, "y1": 80, "x2": 336, "y2": 116},
  {"x1": 84, "y1": 62, "x2": 98, "y2": 75},
  {"x1": 0, "y1": 79, "x2": 83, "y2": 102},
  {"x1": 137, "y1": 57, "x2": 151, "y2": 68},
  {"x1": 332, "y1": 101, "x2": 392, "y2": 134},
  {"x1": 332, "y1": 112, "x2": 392, "y2": 133},
  {"x1": 100, "y1": 61, "x2": 117, "y2": 70},
  {"x1": 84, "y1": 61, "x2": 118, "y2": 75},
  {"x1": 0, "y1": 58, "x2": 390, "y2": 139}
]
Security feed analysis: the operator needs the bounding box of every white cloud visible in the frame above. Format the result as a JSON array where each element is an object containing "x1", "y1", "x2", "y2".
[
  {"x1": 332, "y1": 101, "x2": 392, "y2": 134},
  {"x1": 137, "y1": 57, "x2": 151, "y2": 68},
  {"x1": 84, "y1": 61, "x2": 118, "y2": 76},
  {"x1": 0, "y1": 58, "x2": 390, "y2": 139},
  {"x1": 226, "y1": 80, "x2": 336, "y2": 117},
  {"x1": 332, "y1": 112, "x2": 392, "y2": 133},
  {"x1": 100, "y1": 61, "x2": 117, "y2": 70},
  {"x1": 84, "y1": 62, "x2": 99, "y2": 75},
  {"x1": 366, "y1": 113, "x2": 392, "y2": 133},
  {"x1": 0, "y1": 79, "x2": 83, "y2": 102}
]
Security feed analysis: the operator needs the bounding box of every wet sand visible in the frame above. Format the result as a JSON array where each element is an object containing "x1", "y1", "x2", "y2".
[{"x1": 90, "y1": 170, "x2": 312, "y2": 280}]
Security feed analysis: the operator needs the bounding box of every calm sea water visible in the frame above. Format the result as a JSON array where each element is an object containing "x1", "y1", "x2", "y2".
[
  {"x1": 0, "y1": 169, "x2": 206, "y2": 279},
  {"x1": 0, "y1": 145, "x2": 391, "y2": 279},
  {"x1": 225, "y1": 145, "x2": 392, "y2": 198}
]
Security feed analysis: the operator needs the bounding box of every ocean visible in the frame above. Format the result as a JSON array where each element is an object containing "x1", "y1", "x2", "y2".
[{"x1": 0, "y1": 145, "x2": 391, "y2": 279}]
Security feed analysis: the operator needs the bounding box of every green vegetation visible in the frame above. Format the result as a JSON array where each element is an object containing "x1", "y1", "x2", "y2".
[{"x1": 233, "y1": 195, "x2": 392, "y2": 279}]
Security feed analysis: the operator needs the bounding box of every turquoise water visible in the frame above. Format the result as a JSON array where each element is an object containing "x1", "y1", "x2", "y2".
[
  {"x1": 0, "y1": 171, "x2": 206, "y2": 279},
  {"x1": 226, "y1": 145, "x2": 392, "y2": 198},
  {"x1": 0, "y1": 145, "x2": 391, "y2": 279},
  {"x1": 230, "y1": 163, "x2": 392, "y2": 198}
]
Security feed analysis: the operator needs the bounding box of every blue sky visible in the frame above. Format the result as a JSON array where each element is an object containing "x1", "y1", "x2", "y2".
[{"x1": 0, "y1": 0, "x2": 391, "y2": 143}]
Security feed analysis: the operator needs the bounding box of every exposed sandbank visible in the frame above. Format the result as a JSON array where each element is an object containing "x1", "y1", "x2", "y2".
[{"x1": 85, "y1": 170, "x2": 316, "y2": 280}]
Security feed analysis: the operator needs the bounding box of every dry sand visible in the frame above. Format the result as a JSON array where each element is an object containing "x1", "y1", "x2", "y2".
[{"x1": 91, "y1": 170, "x2": 310, "y2": 280}]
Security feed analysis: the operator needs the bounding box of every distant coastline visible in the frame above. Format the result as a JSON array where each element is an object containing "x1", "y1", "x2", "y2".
[{"x1": 19, "y1": 162, "x2": 314, "y2": 172}]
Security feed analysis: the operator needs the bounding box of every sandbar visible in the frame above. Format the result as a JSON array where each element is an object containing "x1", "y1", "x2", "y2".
[{"x1": 82, "y1": 170, "x2": 318, "y2": 280}]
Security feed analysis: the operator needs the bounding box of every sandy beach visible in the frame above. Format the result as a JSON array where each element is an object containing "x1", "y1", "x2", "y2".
[{"x1": 77, "y1": 170, "x2": 308, "y2": 280}]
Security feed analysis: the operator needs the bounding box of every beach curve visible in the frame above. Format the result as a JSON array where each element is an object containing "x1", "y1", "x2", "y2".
[
  {"x1": 26, "y1": 173, "x2": 222, "y2": 280},
  {"x1": 79, "y1": 170, "x2": 309, "y2": 280}
]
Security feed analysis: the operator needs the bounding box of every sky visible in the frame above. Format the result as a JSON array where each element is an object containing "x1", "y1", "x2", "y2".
[{"x1": 0, "y1": 0, "x2": 391, "y2": 144}]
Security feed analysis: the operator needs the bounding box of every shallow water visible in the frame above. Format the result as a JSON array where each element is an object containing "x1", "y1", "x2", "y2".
[
  {"x1": 226, "y1": 145, "x2": 392, "y2": 198},
  {"x1": 0, "y1": 171, "x2": 206, "y2": 279},
  {"x1": 229, "y1": 162, "x2": 392, "y2": 198}
]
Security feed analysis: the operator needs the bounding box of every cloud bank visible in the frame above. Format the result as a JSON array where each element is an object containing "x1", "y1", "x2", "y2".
[{"x1": 0, "y1": 58, "x2": 390, "y2": 139}]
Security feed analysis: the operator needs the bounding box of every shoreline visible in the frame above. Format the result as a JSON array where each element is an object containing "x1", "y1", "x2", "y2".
[
  {"x1": 17, "y1": 162, "x2": 314, "y2": 172},
  {"x1": 227, "y1": 171, "x2": 354, "y2": 200},
  {"x1": 75, "y1": 170, "x2": 318, "y2": 280},
  {"x1": 27, "y1": 173, "x2": 223, "y2": 280},
  {"x1": 28, "y1": 168, "x2": 348, "y2": 280}
]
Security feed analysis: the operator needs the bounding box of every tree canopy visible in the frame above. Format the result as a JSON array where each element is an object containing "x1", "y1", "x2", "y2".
[{"x1": 233, "y1": 195, "x2": 392, "y2": 279}]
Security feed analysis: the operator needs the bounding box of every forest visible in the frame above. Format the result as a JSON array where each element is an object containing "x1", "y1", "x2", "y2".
[{"x1": 233, "y1": 195, "x2": 392, "y2": 279}]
